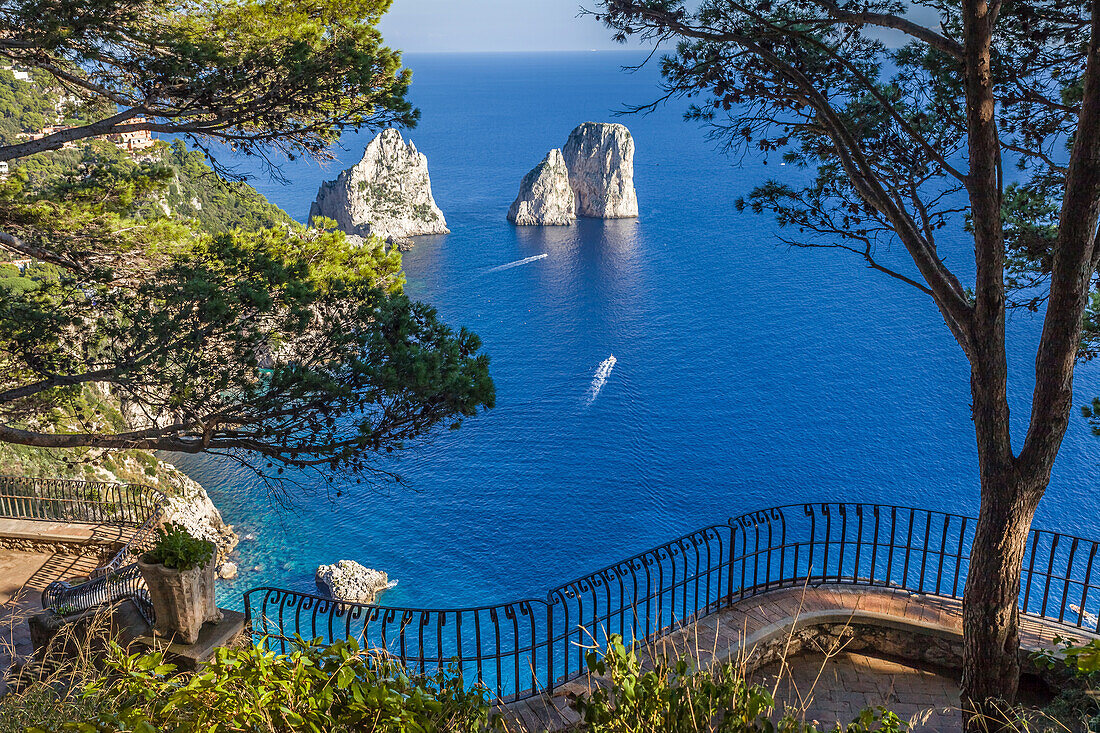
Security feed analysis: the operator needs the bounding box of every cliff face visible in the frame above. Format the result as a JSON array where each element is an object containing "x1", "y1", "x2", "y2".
[
  {"x1": 562, "y1": 122, "x2": 638, "y2": 219},
  {"x1": 154, "y1": 461, "x2": 239, "y2": 568},
  {"x1": 507, "y1": 149, "x2": 576, "y2": 226},
  {"x1": 309, "y1": 129, "x2": 449, "y2": 244},
  {"x1": 508, "y1": 123, "x2": 639, "y2": 225}
]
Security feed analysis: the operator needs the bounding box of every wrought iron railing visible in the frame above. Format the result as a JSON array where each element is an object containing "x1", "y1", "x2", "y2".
[
  {"x1": 41, "y1": 562, "x2": 154, "y2": 621},
  {"x1": 244, "y1": 503, "x2": 1100, "y2": 703},
  {"x1": 0, "y1": 475, "x2": 163, "y2": 525},
  {"x1": 0, "y1": 476, "x2": 167, "y2": 620}
]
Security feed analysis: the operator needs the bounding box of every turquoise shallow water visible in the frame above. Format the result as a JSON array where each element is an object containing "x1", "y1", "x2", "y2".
[{"x1": 164, "y1": 51, "x2": 1100, "y2": 611}]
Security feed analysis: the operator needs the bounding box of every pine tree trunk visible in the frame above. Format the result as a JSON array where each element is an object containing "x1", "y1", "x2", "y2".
[
  {"x1": 960, "y1": 357, "x2": 1049, "y2": 731},
  {"x1": 961, "y1": 484, "x2": 1041, "y2": 730}
]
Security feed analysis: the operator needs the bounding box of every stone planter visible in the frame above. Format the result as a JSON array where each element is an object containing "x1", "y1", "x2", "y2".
[{"x1": 137, "y1": 557, "x2": 222, "y2": 644}]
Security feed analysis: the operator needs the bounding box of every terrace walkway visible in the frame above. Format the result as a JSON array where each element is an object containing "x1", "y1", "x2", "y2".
[
  {"x1": 0, "y1": 517, "x2": 135, "y2": 553},
  {"x1": 0, "y1": 477, "x2": 165, "y2": 693},
  {"x1": 0, "y1": 548, "x2": 106, "y2": 695},
  {"x1": 504, "y1": 585, "x2": 1097, "y2": 732},
  {"x1": 0, "y1": 515, "x2": 141, "y2": 689}
]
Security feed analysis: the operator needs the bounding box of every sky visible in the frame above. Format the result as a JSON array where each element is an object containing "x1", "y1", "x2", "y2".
[
  {"x1": 377, "y1": 0, "x2": 935, "y2": 53},
  {"x1": 378, "y1": 0, "x2": 639, "y2": 53}
]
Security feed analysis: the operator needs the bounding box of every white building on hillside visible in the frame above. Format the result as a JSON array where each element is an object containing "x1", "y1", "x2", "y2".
[{"x1": 1, "y1": 64, "x2": 32, "y2": 82}]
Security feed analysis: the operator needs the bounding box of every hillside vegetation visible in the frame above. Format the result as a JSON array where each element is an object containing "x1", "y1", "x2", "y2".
[{"x1": 0, "y1": 72, "x2": 394, "y2": 488}]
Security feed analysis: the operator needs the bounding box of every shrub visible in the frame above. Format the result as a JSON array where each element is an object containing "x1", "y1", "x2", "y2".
[
  {"x1": 1030, "y1": 637, "x2": 1100, "y2": 730},
  {"x1": 142, "y1": 522, "x2": 214, "y2": 571},
  {"x1": 31, "y1": 637, "x2": 500, "y2": 733},
  {"x1": 0, "y1": 676, "x2": 105, "y2": 733},
  {"x1": 571, "y1": 635, "x2": 909, "y2": 733}
]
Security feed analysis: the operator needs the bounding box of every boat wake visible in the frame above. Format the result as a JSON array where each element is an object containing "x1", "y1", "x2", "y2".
[
  {"x1": 585, "y1": 355, "x2": 617, "y2": 406},
  {"x1": 482, "y1": 253, "x2": 548, "y2": 274}
]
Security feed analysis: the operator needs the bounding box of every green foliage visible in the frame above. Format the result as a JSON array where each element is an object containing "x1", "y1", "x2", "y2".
[
  {"x1": 1028, "y1": 637, "x2": 1100, "y2": 730},
  {"x1": 10, "y1": 139, "x2": 291, "y2": 236},
  {"x1": 572, "y1": 635, "x2": 909, "y2": 732},
  {"x1": 0, "y1": 272, "x2": 35, "y2": 294},
  {"x1": 0, "y1": 68, "x2": 59, "y2": 146},
  {"x1": 1033, "y1": 636, "x2": 1100, "y2": 680},
  {"x1": 0, "y1": 135, "x2": 492, "y2": 478},
  {"x1": 144, "y1": 523, "x2": 215, "y2": 571},
  {"x1": 0, "y1": 381, "x2": 136, "y2": 478},
  {"x1": 0, "y1": 0, "x2": 493, "y2": 482},
  {"x1": 0, "y1": 0, "x2": 417, "y2": 160},
  {"x1": 1083, "y1": 398, "x2": 1100, "y2": 437},
  {"x1": 159, "y1": 140, "x2": 293, "y2": 233},
  {"x1": 0, "y1": 258, "x2": 62, "y2": 295},
  {"x1": 34, "y1": 638, "x2": 501, "y2": 733},
  {"x1": 0, "y1": 680, "x2": 103, "y2": 733},
  {"x1": 1061, "y1": 639, "x2": 1100, "y2": 677},
  {"x1": 0, "y1": 65, "x2": 109, "y2": 149},
  {"x1": 598, "y1": 0, "x2": 1100, "y2": 440}
]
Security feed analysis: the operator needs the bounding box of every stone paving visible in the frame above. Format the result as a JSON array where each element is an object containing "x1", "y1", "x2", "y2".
[
  {"x1": 0, "y1": 547, "x2": 102, "y2": 695},
  {"x1": 0, "y1": 516, "x2": 145, "y2": 695},
  {"x1": 754, "y1": 651, "x2": 962, "y2": 731}
]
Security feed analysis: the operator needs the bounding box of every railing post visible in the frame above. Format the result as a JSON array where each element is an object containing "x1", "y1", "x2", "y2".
[
  {"x1": 545, "y1": 600, "x2": 554, "y2": 694},
  {"x1": 726, "y1": 519, "x2": 738, "y2": 604}
]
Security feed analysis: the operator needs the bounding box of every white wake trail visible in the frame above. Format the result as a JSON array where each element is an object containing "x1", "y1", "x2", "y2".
[
  {"x1": 585, "y1": 355, "x2": 617, "y2": 406},
  {"x1": 482, "y1": 253, "x2": 548, "y2": 274}
]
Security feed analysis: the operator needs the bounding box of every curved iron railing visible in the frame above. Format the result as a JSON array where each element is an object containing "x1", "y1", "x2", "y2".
[
  {"x1": 0, "y1": 476, "x2": 167, "y2": 620},
  {"x1": 0, "y1": 475, "x2": 163, "y2": 525},
  {"x1": 244, "y1": 502, "x2": 1100, "y2": 702},
  {"x1": 41, "y1": 562, "x2": 154, "y2": 621}
]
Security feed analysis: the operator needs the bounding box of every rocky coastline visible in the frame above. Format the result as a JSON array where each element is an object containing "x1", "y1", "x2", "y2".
[
  {"x1": 507, "y1": 149, "x2": 576, "y2": 226},
  {"x1": 153, "y1": 461, "x2": 239, "y2": 573}
]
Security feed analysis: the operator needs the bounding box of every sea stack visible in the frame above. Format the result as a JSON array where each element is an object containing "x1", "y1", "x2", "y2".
[
  {"x1": 508, "y1": 122, "x2": 638, "y2": 225},
  {"x1": 309, "y1": 129, "x2": 449, "y2": 245},
  {"x1": 562, "y1": 122, "x2": 638, "y2": 219},
  {"x1": 507, "y1": 149, "x2": 576, "y2": 226}
]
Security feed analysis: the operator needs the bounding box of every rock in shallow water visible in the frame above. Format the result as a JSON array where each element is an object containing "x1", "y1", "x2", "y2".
[
  {"x1": 309, "y1": 129, "x2": 449, "y2": 244},
  {"x1": 508, "y1": 149, "x2": 576, "y2": 226},
  {"x1": 562, "y1": 122, "x2": 638, "y2": 219},
  {"x1": 315, "y1": 560, "x2": 392, "y2": 604}
]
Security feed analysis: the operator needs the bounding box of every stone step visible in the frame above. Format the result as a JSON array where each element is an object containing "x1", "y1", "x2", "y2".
[
  {"x1": 28, "y1": 601, "x2": 248, "y2": 675},
  {"x1": 129, "y1": 608, "x2": 248, "y2": 672}
]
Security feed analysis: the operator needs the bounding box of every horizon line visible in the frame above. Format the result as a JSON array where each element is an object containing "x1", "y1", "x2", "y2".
[{"x1": 399, "y1": 48, "x2": 651, "y2": 55}]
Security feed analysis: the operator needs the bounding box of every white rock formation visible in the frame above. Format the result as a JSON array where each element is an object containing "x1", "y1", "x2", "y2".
[
  {"x1": 158, "y1": 465, "x2": 239, "y2": 571},
  {"x1": 561, "y1": 122, "x2": 639, "y2": 219},
  {"x1": 218, "y1": 561, "x2": 238, "y2": 580},
  {"x1": 315, "y1": 560, "x2": 393, "y2": 604},
  {"x1": 507, "y1": 149, "x2": 576, "y2": 226},
  {"x1": 309, "y1": 129, "x2": 449, "y2": 243}
]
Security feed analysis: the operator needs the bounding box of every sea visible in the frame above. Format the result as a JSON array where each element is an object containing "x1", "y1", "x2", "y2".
[{"x1": 161, "y1": 51, "x2": 1100, "y2": 610}]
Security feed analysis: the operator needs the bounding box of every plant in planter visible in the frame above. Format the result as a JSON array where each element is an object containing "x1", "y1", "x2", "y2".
[{"x1": 137, "y1": 523, "x2": 221, "y2": 644}]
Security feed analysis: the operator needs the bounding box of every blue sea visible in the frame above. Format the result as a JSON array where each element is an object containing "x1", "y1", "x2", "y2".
[{"x1": 164, "y1": 52, "x2": 1100, "y2": 610}]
